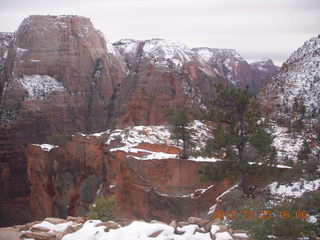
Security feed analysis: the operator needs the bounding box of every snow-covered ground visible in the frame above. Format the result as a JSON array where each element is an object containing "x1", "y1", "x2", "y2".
[
  {"x1": 271, "y1": 124, "x2": 304, "y2": 161},
  {"x1": 268, "y1": 178, "x2": 320, "y2": 200},
  {"x1": 20, "y1": 219, "x2": 244, "y2": 240},
  {"x1": 106, "y1": 120, "x2": 219, "y2": 163},
  {"x1": 60, "y1": 220, "x2": 233, "y2": 240}
]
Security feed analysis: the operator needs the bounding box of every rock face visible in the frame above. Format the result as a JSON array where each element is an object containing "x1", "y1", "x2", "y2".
[
  {"x1": 0, "y1": 32, "x2": 14, "y2": 80},
  {"x1": 193, "y1": 48, "x2": 278, "y2": 93},
  {"x1": 258, "y1": 35, "x2": 320, "y2": 122},
  {"x1": 0, "y1": 15, "x2": 280, "y2": 226},
  {"x1": 113, "y1": 39, "x2": 222, "y2": 127},
  {"x1": 250, "y1": 59, "x2": 279, "y2": 85},
  {"x1": 0, "y1": 15, "x2": 124, "y2": 226},
  {"x1": 26, "y1": 121, "x2": 236, "y2": 222}
]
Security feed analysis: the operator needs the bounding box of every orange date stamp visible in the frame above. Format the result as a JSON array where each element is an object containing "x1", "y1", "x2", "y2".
[{"x1": 209, "y1": 210, "x2": 309, "y2": 220}]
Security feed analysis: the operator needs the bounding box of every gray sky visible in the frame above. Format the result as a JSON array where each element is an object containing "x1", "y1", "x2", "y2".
[{"x1": 0, "y1": 0, "x2": 319, "y2": 65}]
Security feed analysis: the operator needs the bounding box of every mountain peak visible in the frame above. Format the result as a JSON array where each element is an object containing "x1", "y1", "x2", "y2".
[{"x1": 285, "y1": 35, "x2": 320, "y2": 65}]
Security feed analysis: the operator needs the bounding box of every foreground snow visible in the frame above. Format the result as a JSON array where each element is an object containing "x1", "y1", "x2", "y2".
[{"x1": 61, "y1": 220, "x2": 229, "y2": 240}]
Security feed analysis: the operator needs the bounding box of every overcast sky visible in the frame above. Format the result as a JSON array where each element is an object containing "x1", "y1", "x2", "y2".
[{"x1": 0, "y1": 0, "x2": 319, "y2": 65}]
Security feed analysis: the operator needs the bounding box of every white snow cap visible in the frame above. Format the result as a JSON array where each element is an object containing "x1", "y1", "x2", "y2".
[{"x1": 142, "y1": 38, "x2": 195, "y2": 68}]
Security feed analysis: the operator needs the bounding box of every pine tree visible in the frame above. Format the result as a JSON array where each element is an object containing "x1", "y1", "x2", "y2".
[
  {"x1": 297, "y1": 140, "x2": 311, "y2": 163},
  {"x1": 201, "y1": 84, "x2": 277, "y2": 197},
  {"x1": 170, "y1": 109, "x2": 191, "y2": 159}
]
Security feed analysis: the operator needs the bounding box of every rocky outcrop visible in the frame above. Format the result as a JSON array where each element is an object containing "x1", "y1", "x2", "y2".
[
  {"x1": 0, "y1": 15, "x2": 125, "y2": 226},
  {"x1": 250, "y1": 59, "x2": 279, "y2": 85},
  {"x1": 193, "y1": 48, "x2": 279, "y2": 93},
  {"x1": 26, "y1": 122, "x2": 236, "y2": 222},
  {"x1": 2, "y1": 217, "x2": 250, "y2": 240},
  {"x1": 113, "y1": 39, "x2": 222, "y2": 127},
  {"x1": 0, "y1": 32, "x2": 14, "y2": 81},
  {"x1": 258, "y1": 35, "x2": 320, "y2": 123}
]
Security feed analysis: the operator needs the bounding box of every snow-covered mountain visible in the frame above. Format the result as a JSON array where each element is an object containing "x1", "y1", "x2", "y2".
[
  {"x1": 193, "y1": 48, "x2": 278, "y2": 93},
  {"x1": 258, "y1": 35, "x2": 320, "y2": 123},
  {"x1": 113, "y1": 39, "x2": 219, "y2": 127},
  {"x1": 115, "y1": 38, "x2": 206, "y2": 70}
]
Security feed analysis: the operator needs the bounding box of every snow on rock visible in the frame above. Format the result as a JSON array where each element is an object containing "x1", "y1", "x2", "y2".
[
  {"x1": 259, "y1": 35, "x2": 320, "y2": 120},
  {"x1": 194, "y1": 48, "x2": 245, "y2": 63},
  {"x1": 32, "y1": 220, "x2": 73, "y2": 233},
  {"x1": 107, "y1": 120, "x2": 218, "y2": 162},
  {"x1": 97, "y1": 30, "x2": 119, "y2": 56},
  {"x1": 62, "y1": 220, "x2": 213, "y2": 240},
  {"x1": 142, "y1": 38, "x2": 196, "y2": 68},
  {"x1": 286, "y1": 35, "x2": 320, "y2": 65},
  {"x1": 271, "y1": 124, "x2": 304, "y2": 161},
  {"x1": 19, "y1": 75, "x2": 65, "y2": 99},
  {"x1": 33, "y1": 143, "x2": 58, "y2": 151},
  {"x1": 268, "y1": 178, "x2": 320, "y2": 200},
  {"x1": 216, "y1": 231, "x2": 233, "y2": 240},
  {"x1": 193, "y1": 47, "x2": 248, "y2": 86},
  {"x1": 210, "y1": 225, "x2": 220, "y2": 235},
  {"x1": 208, "y1": 184, "x2": 239, "y2": 214},
  {"x1": 233, "y1": 233, "x2": 249, "y2": 238}
]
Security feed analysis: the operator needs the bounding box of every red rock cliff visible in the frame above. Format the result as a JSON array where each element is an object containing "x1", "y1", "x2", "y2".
[
  {"x1": 26, "y1": 122, "x2": 236, "y2": 222},
  {"x1": 0, "y1": 15, "x2": 125, "y2": 226}
]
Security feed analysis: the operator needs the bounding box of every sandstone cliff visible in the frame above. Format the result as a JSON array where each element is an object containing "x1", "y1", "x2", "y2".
[
  {"x1": 113, "y1": 39, "x2": 222, "y2": 127},
  {"x1": 0, "y1": 15, "x2": 125, "y2": 225},
  {"x1": 193, "y1": 48, "x2": 279, "y2": 93},
  {"x1": 25, "y1": 121, "x2": 236, "y2": 222},
  {"x1": 0, "y1": 32, "x2": 14, "y2": 82}
]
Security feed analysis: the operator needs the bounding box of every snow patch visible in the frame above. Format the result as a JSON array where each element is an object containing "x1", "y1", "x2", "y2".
[
  {"x1": 33, "y1": 144, "x2": 58, "y2": 151},
  {"x1": 268, "y1": 179, "x2": 320, "y2": 199},
  {"x1": 62, "y1": 220, "x2": 213, "y2": 240},
  {"x1": 19, "y1": 75, "x2": 65, "y2": 99},
  {"x1": 216, "y1": 231, "x2": 233, "y2": 240},
  {"x1": 107, "y1": 120, "x2": 216, "y2": 162},
  {"x1": 32, "y1": 221, "x2": 73, "y2": 233},
  {"x1": 208, "y1": 184, "x2": 239, "y2": 214},
  {"x1": 271, "y1": 124, "x2": 304, "y2": 161}
]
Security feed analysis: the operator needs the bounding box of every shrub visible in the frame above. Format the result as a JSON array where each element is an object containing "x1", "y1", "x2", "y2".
[
  {"x1": 47, "y1": 133, "x2": 67, "y2": 146},
  {"x1": 79, "y1": 176, "x2": 101, "y2": 204},
  {"x1": 88, "y1": 195, "x2": 118, "y2": 221}
]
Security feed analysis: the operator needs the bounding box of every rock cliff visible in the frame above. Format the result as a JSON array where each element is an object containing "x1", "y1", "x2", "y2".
[
  {"x1": 25, "y1": 121, "x2": 236, "y2": 222},
  {"x1": 113, "y1": 39, "x2": 222, "y2": 127},
  {"x1": 193, "y1": 48, "x2": 279, "y2": 93},
  {"x1": 258, "y1": 35, "x2": 320, "y2": 124},
  {"x1": 0, "y1": 15, "x2": 125, "y2": 225}
]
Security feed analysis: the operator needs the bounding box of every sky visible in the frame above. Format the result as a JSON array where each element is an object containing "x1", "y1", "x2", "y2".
[{"x1": 0, "y1": 0, "x2": 319, "y2": 65}]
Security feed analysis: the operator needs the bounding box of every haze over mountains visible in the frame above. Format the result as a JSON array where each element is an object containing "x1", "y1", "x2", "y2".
[{"x1": 0, "y1": 15, "x2": 319, "y2": 230}]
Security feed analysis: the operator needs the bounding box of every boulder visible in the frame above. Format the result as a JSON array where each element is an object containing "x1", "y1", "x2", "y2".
[
  {"x1": 169, "y1": 220, "x2": 177, "y2": 229},
  {"x1": 44, "y1": 218, "x2": 68, "y2": 225},
  {"x1": 148, "y1": 230, "x2": 164, "y2": 238},
  {"x1": 177, "y1": 222, "x2": 190, "y2": 227},
  {"x1": 20, "y1": 231, "x2": 55, "y2": 240},
  {"x1": 30, "y1": 226, "x2": 50, "y2": 232},
  {"x1": 95, "y1": 221, "x2": 120, "y2": 232},
  {"x1": 66, "y1": 216, "x2": 85, "y2": 223},
  {"x1": 187, "y1": 217, "x2": 209, "y2": 227}
]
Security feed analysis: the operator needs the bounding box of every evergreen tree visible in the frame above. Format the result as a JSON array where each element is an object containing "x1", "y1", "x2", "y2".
[
  {"x1": 170, "y1": 109, "x2": 191, "y2": 159},
  {"x1": 297, "y1": 140, "x2": 311, "y2": 163},
  {"x1": 201, "y1": 84, "x2": 277, "y2": 197}
]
